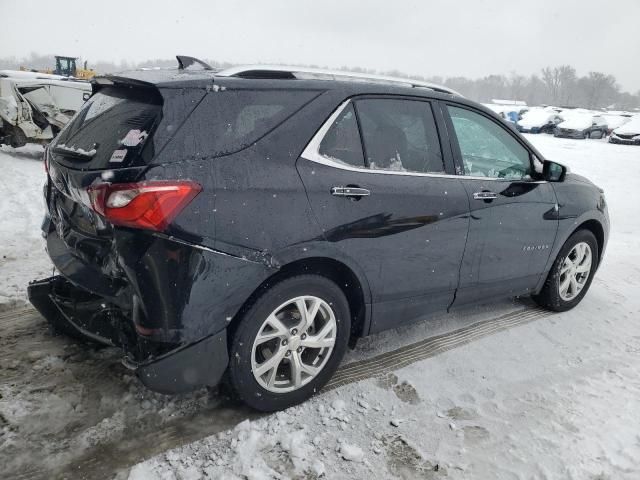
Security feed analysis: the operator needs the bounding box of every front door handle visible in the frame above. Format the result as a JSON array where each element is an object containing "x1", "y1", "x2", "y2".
[
  {"x1": 473, "y1": 191, "x2": 498, "y2": 201},
  {"x1": 331, "y1": 186, "x2": 370, "y2": 198}
]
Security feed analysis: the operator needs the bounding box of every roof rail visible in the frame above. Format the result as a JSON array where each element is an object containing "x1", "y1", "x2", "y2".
[{"x1": 216, "y1": 65, "x2": 461, "y2": 96}]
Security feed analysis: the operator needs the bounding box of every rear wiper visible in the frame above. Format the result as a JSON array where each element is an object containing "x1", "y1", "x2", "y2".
[{"x1": 52, "y1": 143, "x2": 98, "y2": 160}]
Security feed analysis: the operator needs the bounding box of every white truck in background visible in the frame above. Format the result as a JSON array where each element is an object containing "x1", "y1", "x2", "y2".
[{"x1": 0, "y1": 70, "x2": 91, "y2": 147}]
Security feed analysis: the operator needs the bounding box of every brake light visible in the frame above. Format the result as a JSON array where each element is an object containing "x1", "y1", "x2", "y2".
[{"x1": 87, "y1": 180, "x2": 202, "y2": 231}]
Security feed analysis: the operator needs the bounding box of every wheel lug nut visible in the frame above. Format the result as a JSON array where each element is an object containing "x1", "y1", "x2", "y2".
[
  {"x1": 291, "y1": 328, "x2": 298, "y2": 335},
  {"x1": 285, "y1": 351, "x2": 291, "y2": 357},
  {"x1": 301, "y1": 333, "x2": 306, "y2": 340},
  {"x1": 282, "y1": 339, "x2": 288, "y2": 346},
  {"x1": 297, "y1": 347, "x2": 303, "y2": 353}
]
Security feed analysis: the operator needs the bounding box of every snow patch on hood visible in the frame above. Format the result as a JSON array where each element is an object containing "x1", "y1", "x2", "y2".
[
  {"x1": 613, "y1": 116, "x2": 640, "y2": 135},
  {"x1": 602, "y1": 115, "x2": 630, "y2": 130}
]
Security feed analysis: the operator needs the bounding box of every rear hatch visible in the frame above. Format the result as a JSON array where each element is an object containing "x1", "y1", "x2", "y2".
[
  {"x1": 50, "y1": 85, "x2": 163, "y2": 170},
  {"x1": 45, "y1": 83, "x2": 202, "y2": 295}
]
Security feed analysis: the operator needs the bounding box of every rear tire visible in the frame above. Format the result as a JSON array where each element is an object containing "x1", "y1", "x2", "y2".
[
  {"x1": 533, "y1": 230, "x2": 599, "y2": 312},
  {"x1": 228, "y1": 275, "x2": 351, "y2": 412}
]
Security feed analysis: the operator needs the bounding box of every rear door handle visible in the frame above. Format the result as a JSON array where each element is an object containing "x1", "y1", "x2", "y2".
[
  {"x1": 331, "y1": 186, "x2": 370, "y2": 198},
  {"x1": 473, "y1": 191, "x2": 498, "y2": 201}
]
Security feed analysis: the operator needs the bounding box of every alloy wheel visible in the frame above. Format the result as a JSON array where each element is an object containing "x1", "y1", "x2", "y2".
[
  {"x1": 558, "y1": 242, "x2": 592, "y2": 301},
  {"x1": 251, "y1": 295, "x2": 337, "y2": 393}
]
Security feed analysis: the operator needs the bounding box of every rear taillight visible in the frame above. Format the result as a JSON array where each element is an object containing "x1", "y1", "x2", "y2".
[{"x1": 87, "y1": 180, "x2": 201, "y2": 232}]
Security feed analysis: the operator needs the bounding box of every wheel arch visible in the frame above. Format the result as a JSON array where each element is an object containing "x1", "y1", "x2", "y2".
[
  {"x1": 535, "y1": 212, "x2": 608, "y2": 295},
  {"x1": 573, "y1": 219, "x2": 605, "y2": 265},
  {"x1": 228, "y1": 256, "x2": 371, "y2": 343}
]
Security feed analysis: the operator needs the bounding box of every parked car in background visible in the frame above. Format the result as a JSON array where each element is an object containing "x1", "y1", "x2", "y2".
[
  {"x1": 554, "y1": 113, "x2": 608, "y2": 139},
  {"x1": 602, "y1": 113, "x2": 632, "y2": 136},
  {"x1": 609, "y1": 115, "x2": 640, "y2": 145},
  {"x1": 28, "y1": 61, "x2": 609, "y2": 411},
  {"x1": 516, "y1": 108, "x2": 563, "y2": 133},
  {"x1": 0, "y1": 70, "x2": 91, "y2": 147},
  {"x1": 482, "y1": 103, "x2": 527, "y2": 124}
]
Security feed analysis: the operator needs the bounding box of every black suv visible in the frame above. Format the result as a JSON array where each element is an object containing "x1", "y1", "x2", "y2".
[{"x1": 29, "y1": 59, "x2": 609, "y2": 411}]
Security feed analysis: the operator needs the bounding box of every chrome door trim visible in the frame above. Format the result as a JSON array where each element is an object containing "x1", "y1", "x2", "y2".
[
  {"x1": 473, "y1": 191, "x2": 498, "y2": 200},
  {"x1": 331, "y1": 186, "x2": 370, "y2": 197},
  {"x1": 300, "y1": 100, "x2": 549, "y2": 184}
]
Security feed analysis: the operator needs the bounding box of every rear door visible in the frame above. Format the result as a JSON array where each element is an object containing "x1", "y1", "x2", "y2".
[
  {"x1": 297, "y1": 96, "x2": 469, "y2": 333},
  {"x1": 441, "y1": 103, "x2": 558, "y2": 304}
]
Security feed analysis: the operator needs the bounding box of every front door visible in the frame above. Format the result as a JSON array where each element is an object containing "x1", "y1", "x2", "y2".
[
  {"x1": 442, "y1": 103, "x2": 559, "y2": 304},
  {"x1": 297, "y1": 96, "x2": 469, "y2": 332}
]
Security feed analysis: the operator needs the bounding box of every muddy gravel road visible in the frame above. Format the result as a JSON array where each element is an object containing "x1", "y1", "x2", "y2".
[
  {"x1": 0, "y1": 305, "x2": 260, "y2": 480},
  {"x1": 0, "y1": 299, "x2": 545, "y2": 479}
]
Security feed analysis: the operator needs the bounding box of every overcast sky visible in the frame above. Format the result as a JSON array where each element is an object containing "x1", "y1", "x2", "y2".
[{"x1": 2, "y1": 0, "x2": 639, "y2": 92}]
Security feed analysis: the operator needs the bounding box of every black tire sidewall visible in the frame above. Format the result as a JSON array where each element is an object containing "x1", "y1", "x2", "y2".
[
  {"x1": 228, "y1": 275, "x2": 351, "y2": 412},
  {"x1": 541, "y1": 230, "x2": 599, "y2": 311}
]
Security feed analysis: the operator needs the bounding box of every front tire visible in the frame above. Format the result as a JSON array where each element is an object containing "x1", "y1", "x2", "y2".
[
  {"x1": 228, "y1": 275, "x2": 351, "y2": 411},
  {"x1": 533, "y1": 230, "x2": 599, "y2": 312}
]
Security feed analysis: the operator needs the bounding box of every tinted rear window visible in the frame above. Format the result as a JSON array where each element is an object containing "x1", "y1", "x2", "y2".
[
  {"x1": 166, "y1": 89, "x2": 321, "y2": 158},
  {"x1": 318, "y1": 104, "x2": 364, "y2": 167},
  {"x1": 51, "y1": 86, "x2": 162, "y2": 169}
]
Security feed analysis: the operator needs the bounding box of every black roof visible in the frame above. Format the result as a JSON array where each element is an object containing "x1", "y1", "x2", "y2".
[
  {"x1": 93, "y1": 59, "x2": 462, "y2": 98},
  {"x1": 95, "y1": 68, "x2": 462, "y2": 104}
]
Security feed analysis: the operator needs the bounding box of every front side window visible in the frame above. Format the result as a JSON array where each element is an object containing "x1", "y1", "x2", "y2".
[
  {"x1": 318, "y1": 103, "x2": 364, "y2": 167},
  {"x1": 355, "y1": 99, "x2": 445, "y2": 173},
  {"x1": 447, "y1": 105, "x2": 532, "y2": 180}
]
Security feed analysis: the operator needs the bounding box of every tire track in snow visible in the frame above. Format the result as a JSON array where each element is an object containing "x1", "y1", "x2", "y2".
[
  {"x1": 325, "y1": 307, "x2": 550, "y2": 390},
  {"x1": 0, "y1": 304, "x2": 550, "y2": 479}
]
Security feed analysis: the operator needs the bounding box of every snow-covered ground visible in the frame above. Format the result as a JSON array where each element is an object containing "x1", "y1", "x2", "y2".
[
  {"x1": 1, "y1": 136, "x2": 639, "y2": 479},
  {"x1": 0, "y1": 145, "x2": 50, "y2": 310}
]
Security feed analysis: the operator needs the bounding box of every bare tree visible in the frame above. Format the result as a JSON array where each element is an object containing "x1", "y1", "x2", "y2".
[
  {"x1": 541, "y1": 67, "x2": 562, "y2": 104},
  {"x1": 542, "y1": 65, "x2": 578, "y2": 105},
  {"x1": 509, "y1": 73, "x2": 527, "y2": 100},
  {"x1": 1, "y1": 54, "x2": 639, "y2": 110},
  {"x1": 578, "y1": 72, "x2": 618, "y2": 109}
]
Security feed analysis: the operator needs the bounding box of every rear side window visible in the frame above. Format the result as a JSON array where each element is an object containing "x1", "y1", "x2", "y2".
[
  {"x1": 318, "y1": 104, "x2": 364, "y2": 167},
  {"x1": 192, "y1": 89, "x2": 320, "y2": 157},
  {"x1": 52, "y1": 86, "x2": 162, "y2": 169},
  {"x1": 355, "y1": 99, "x2": 445, "y2": 173}
]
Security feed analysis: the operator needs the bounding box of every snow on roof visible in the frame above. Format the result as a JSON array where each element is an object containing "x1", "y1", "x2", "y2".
[
  {"x1": 0, "y1": 69, "x2": 67, "y2": 81},
  {"x1": 557, "y1": 112, "x2": 599, "y2": 130},
  {"x1": 0, "y1": 70, "x2": 91, "y2": 91},
  {"x1": 518, "y1": 108, "x2": 556, "y2": 127},
  {"x1": 491, "y1": 99, "x2": 527, "y2": 106}
]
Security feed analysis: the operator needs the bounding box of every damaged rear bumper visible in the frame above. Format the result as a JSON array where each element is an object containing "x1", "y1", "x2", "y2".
[{"x1": 28, "y1": 275, "x2": 229, "y2": 394}]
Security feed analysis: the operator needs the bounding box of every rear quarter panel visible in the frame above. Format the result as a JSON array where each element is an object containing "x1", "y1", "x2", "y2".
[{"x1": 139, "y1": 88, "x2": 361, "y2": 338}]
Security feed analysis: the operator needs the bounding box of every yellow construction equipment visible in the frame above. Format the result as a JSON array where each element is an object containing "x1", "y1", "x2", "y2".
[{"x1": 20, "y1": 55, "x2": 96, "y2": 79}]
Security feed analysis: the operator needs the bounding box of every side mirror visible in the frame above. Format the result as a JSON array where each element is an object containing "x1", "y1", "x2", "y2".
[{"x1": 543, "y1": 160, "x2": 567, "y2": 182}]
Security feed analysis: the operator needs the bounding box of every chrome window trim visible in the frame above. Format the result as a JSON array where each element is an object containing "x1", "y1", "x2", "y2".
[{"x1": 301, "y1": 100, "x2": 547, "y2": 183}]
